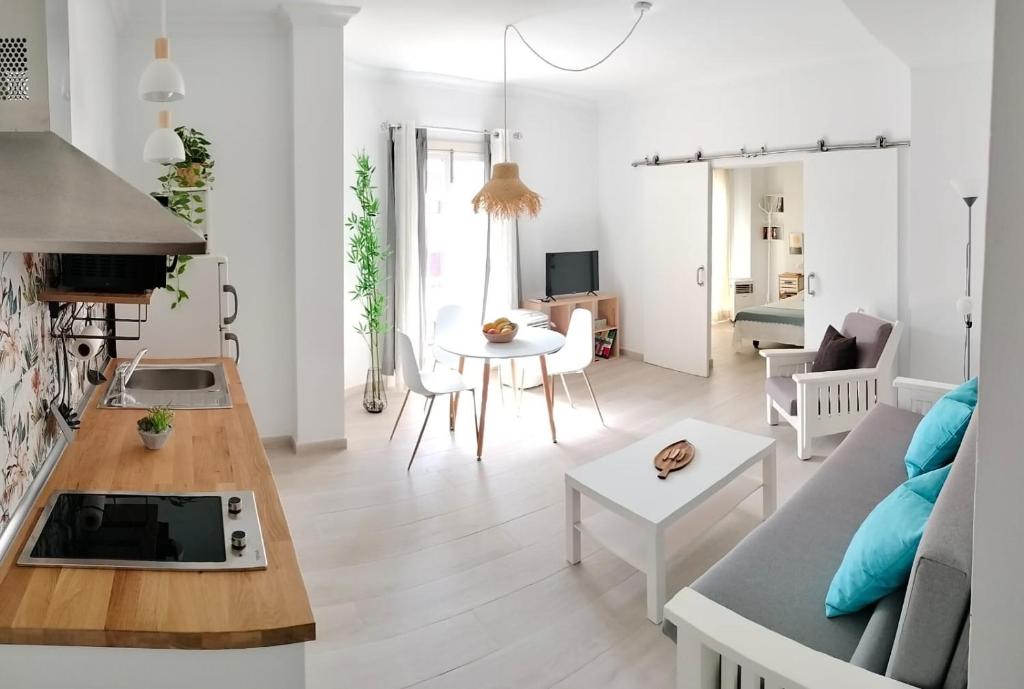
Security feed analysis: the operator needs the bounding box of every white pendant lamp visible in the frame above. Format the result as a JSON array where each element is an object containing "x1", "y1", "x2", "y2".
[
  {"x1": 144, "y1": 110, "x2": 185, "y2": 164},
  {"x1": 138, "y1": 0, "x2": 185, "y2": 102}
]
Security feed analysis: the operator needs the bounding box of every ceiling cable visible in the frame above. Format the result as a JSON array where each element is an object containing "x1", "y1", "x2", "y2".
[
  {"x1": 500, "y1": 1, "x2": 651, "y2": 158},
  {"x1": 506, "y1": 2, "x2": 651, "y2": 74}
]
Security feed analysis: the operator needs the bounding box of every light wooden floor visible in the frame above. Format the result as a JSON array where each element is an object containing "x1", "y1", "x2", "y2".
[{"x1": 268, "y1": 324, "x2": 843, "y2": 689}]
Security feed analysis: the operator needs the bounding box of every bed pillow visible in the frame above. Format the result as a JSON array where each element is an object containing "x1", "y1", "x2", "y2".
[
  {"x1": 904, "y1": 377, "x2": 978, "y2": 478},
  {"x1": 825, "y1": 464, "x2": 952, "y2": 618},
  {"x1": 812, "y1": 325, "x2": 858, "y2": 372}
]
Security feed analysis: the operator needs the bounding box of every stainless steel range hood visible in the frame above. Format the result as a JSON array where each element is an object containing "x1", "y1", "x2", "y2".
[{"x1": 0, "y1": 0, "x2": 206, "y2": 256}]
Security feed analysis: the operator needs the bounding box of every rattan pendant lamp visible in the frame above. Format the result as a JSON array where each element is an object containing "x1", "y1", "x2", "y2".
[{"x1": 471, "y1": 2, "x2": 652, "y2": 219}]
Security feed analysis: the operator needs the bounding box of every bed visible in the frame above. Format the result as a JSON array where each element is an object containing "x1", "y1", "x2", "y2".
[{"x1": 732, "y1": 291, "x2": 804, "y2": 348}]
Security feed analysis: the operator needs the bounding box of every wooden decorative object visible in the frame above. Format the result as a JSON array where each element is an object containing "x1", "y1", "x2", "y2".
[{"x1": 654, "y1": 440, "x2": 695, "y2": 479}]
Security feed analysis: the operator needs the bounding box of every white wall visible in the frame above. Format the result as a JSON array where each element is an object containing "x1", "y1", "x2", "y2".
[
  {"x1": 597, "y1": 56, "x2": 911, "y2": 355},
  {"x1": 343, "y1": 65, "x2": 599, "y2": 387},
  {"x1": 971, "y1": 2, "x2": 1024, "y2": 683},
  {"x1": 114, "y1": 29, "x2": 296, "y2": 439},
  {"x1": 67, "y1": 0, "x2": 118, "y2": 169},
  {"x1": 903, "y1": 61, "x2": 992, "y2": 382},
  {"x1": 729, "y1": 168, "x2": 752, "y2": 283}
]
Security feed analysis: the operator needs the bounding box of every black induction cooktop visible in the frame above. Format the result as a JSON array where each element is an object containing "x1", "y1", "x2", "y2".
[{"x1": 18, "y1": 491, "x2": 267, "y2": 571}]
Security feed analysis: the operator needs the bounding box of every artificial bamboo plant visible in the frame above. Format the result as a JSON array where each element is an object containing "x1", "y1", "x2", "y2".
[{"x1": 346, "y1": 152, "x2": 389, "y2": 413}]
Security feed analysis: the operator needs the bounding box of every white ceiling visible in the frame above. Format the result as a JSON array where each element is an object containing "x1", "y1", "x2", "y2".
[
  {"x1": 842, "y1": 0, "x2": 994, "y2": 68},
  {"x1": 113, "y1": 0, "x2": 992, "y2": 98},
  {"x1": 344, "y1": 0, "x2": 888, "y2": 97}
]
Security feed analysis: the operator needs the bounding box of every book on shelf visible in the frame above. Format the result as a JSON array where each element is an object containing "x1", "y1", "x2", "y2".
[{"x1": 594, "y1": 328, "x2": 617, "y2": 359}]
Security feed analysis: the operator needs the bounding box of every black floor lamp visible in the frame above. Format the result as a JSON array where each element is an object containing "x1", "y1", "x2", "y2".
[{"x1": 951, "y1": 179, "x2": 981, "y2": 381}]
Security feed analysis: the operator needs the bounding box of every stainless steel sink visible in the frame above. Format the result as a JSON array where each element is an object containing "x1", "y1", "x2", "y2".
[
  {"x1": 126, "y1": 367, "x2": 217, "y2": 391},
  {"x1": 99, "y1": 363, "x2": 232, "y2": 409}
]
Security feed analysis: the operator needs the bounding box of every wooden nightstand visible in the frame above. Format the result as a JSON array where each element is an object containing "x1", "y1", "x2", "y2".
[{"x1": 778, "y1": 273, "x2": 804, "y2": 299}]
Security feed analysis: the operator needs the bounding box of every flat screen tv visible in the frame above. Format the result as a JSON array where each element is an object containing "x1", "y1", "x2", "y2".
[{"x1": 545, "y1": 251, "x2": 599, "y2": 298}]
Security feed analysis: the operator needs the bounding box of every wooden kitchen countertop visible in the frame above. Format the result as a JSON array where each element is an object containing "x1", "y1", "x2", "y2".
[{"x1": 0, "y1": 359, "x2": 315, "y2": 650}]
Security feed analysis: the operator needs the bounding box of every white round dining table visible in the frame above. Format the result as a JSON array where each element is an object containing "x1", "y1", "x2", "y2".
[{"x1": 438, "y1": 326, "x2": 566, "y2": 459}]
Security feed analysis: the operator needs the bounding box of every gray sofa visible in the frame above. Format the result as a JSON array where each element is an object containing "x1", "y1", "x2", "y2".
[{"x1": 665, "y1": 402, "x2": 976, "y2": 689}]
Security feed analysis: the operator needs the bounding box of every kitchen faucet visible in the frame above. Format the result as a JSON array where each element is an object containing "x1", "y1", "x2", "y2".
[{"x1": 110, "y1": 349, "x2": 148, "y2": 407}]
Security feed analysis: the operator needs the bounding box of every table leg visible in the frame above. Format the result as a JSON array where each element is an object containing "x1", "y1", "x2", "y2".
[
  {"x1": 475, "y1": 360, "x2": 491, "y2": 460},
  {"x1": 565, "y1": 482, "x2": 581, "y2": 564},
  {"x1": 539, "y1": 354, "x2": 557, "y2": 444},
  {"x1": 510, "y1": 359, "x2": 519, "y2": 413},
  {"x1": 763, "y1": 445, "x2": 778, "y2": 518},
  {"x1": 647, "y1": 526, "x2": 666, "y2": 624}
]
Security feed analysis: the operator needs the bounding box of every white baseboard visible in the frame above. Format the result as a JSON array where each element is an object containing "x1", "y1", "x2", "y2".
[
  {"x1": 288, "y1": 437, "x2": 348, "y2": 454},
  {"x1": 260, "y1": 435, "x2": 294, "y2": 451}
]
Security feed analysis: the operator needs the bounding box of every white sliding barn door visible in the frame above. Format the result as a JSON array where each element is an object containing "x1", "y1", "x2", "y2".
[
  {"x1": 803, "y1": 148, "x2": 899, "y2": 345},
  {"x1": 641, "y1": 162, "x2": 712, "y2": 376}
]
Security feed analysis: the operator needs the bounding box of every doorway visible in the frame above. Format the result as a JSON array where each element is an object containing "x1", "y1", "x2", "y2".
[{"x1": 710, "y1": 162, "x2": 806, "y2": 369}]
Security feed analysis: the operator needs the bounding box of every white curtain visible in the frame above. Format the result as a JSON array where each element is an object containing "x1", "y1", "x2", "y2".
[
  {"x1": 483, "y1": 129, "x2": 521, "y2": 320},
  {"x1": 711, "y1": 168, "x2": 734, "y2": 323},
  {"x1": 394, "y1": 122, "x2": 427, "y2": 374}
]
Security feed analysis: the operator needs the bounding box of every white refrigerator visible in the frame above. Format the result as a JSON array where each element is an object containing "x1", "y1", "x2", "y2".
[{"x1": 116, "y1": 256, "x2": 239, "y2": 362}]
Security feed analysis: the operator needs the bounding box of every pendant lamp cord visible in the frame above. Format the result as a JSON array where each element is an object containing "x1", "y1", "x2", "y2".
[
  {"x1": 160, "y1": 0, "x2": 167, "y2": 38},
  {"x1": 507, "y1": 6, "x2": 648, "y2": 74},
  {"x1": 503, "y1": 24, "x2": 509, "y2": 160},
  {"x1": 502, "y1": 4, "x2": 649, "y2": 159}
]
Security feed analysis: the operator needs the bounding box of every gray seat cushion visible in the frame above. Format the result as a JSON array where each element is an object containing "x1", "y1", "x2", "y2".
[
  {"x1": 692, "y1": 403, "x2": 922, "y2": 661},
  {"x1": 766, "y1": 375, "x2": 798, "y2": 415},
  {"x1": 842, "y1": 312, "x2": 893, "y2": 369},
  {"x1": 886, "y1": 414, "x2": 977, "y2": 688}
]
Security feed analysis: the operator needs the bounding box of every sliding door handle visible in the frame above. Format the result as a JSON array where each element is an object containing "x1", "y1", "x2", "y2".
[
  {"x1": 696, "y1": 265, "x2": 706, "y2": 287},
  {"x1": 807, "y1": 272, "x2": 817, "y2": 296}
]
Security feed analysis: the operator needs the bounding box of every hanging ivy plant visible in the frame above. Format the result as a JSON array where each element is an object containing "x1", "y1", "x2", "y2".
[{"x1": 156, "y1": 126, "x2": 215, "y2": 309}]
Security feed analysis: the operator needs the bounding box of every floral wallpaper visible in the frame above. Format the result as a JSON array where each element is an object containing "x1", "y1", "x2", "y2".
[{"x1": 0, "y1": 253, "x2": 94, "y2": 535}]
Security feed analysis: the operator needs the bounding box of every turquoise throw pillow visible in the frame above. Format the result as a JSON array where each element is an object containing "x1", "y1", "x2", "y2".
[
  {"x1": 904, "y1": 377, "x2": 978, "y2": 478},
  {"x1": 825, "y1": 464, "x2": 952, "y2": 618}
]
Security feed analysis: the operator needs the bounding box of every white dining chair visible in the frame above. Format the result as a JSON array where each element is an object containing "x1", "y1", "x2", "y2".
[
  {"x1": 544, "y1": 308, "x2": 605, "y2": 425},
  {"x1": 432, "y1": 304, "x2": 470, "y2": 371},
  {"x1": 391, "y1": 330, "x2": 478, "y2": 470}
]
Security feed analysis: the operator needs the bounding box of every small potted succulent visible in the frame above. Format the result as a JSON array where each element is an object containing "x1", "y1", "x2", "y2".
[{"x1": 137, "y1": 406, "x2": 175, "y2": 450}]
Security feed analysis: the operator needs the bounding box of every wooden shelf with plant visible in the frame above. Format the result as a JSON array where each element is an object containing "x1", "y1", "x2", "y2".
[{"x1": 152, "y1": 126, "x2": 215, "y2": 309}]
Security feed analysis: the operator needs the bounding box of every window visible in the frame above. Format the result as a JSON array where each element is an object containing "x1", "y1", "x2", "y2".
[{"x1": 423, "y1": 141, "x2": 488, "y2": 326}]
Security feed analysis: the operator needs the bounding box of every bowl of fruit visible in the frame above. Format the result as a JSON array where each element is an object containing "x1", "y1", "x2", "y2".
[{"x1": 482, "y1": 317, "x2": 519, "y2": 343}]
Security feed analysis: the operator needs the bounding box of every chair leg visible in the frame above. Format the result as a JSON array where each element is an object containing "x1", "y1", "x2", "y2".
[
  {"x1": 390, "y1": 389, "x2": 411, "y2": 441},
  {"x1": 408, "y1": 396, "x2": 436, "y2": 471},
  {"x1": 449, "y1": 392, "x2": 456, "y2": 432},
  {"x1": 560, "y1": 374, "x2": 574, "y2": 408},
  {"x1": 425, "y1": 362, "x2": 437, "y2": 412},
  {"x1": 471, "y1": 389, "x2": 479, "y2": 439},
  {"x1": 581, "y1": 370, "x2": 605, "y2": 426},
  {"x1": 797, "y1": 422, "x2": 812, "y2": 461},
  {"x1": 766, "y1": 394, "x2": 779, "y2": 426}
]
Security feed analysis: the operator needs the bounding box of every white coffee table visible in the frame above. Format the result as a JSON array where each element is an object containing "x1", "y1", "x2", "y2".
[{"x1": 565, "y1": 419, "x2": 777, "y2": 623}]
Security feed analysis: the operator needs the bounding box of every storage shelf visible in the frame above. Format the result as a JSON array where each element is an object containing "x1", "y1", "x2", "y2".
[
  {"x1": 522, "y1": 293, "x2": 621, "y2": 360},
  {"x1": 40, "y1": 289, "x2": 153, "y2": 305}
]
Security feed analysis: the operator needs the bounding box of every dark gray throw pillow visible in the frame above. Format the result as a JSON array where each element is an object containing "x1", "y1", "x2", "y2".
[{"x1": 812, "y1": 325, "x2": 858, "y2": 372}]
